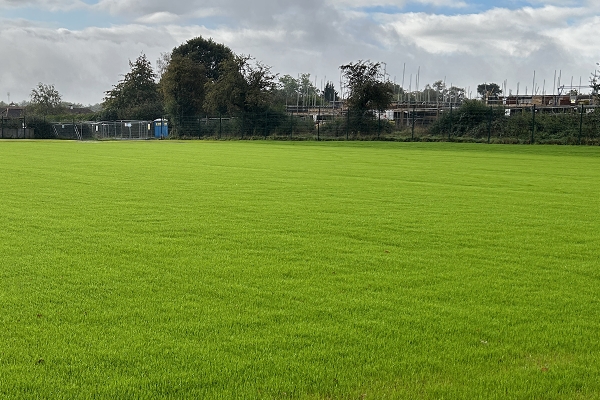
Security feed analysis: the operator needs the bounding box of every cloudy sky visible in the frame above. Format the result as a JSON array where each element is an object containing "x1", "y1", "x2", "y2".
[{"x1": 1, "y1": 0, "x2": 599, "y2": 105}]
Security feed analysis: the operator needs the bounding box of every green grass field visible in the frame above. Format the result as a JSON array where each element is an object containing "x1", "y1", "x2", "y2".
[{"x1": 1, "y1": 140, "x2": 600, "y2": 399}]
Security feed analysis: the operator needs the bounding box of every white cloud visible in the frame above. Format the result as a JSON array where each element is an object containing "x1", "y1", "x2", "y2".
[
  {"x1": 1, "y1": 1, "x2": 599, "y2": 104},
  {"x1": 326, "y1": 0, "x2": 467, "y2": 8},
  {"x1": 379, "y1": 6, "x2": 589, "y2": 55},
  {"x1": 546, "y1": 15, "x2": 600, "y2": 59},
  {"x1": 135, "y1": 12, "x2": 180, "y2": 24},
  {"x1": 0, "y1": 0, "x2": 88, "y2": 11},
  {"x1": 0, "y1": 21, "x2": 179, "y2": 104}
]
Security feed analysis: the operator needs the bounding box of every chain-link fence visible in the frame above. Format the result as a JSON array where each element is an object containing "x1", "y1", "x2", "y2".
[
  {"x1": 169, "y1": 110, "x2": 405, "y2": 141},
  {"x1": 1, "y1": 117, "x2": 34, "y2": 138},
  {"x1": 427, "y1": 104, "x2": 600, "y2": 145},
  {"x1": 165, "y1": 107, "x2": 600, "y2": 144},
  {"x1": 5, "y1": 106, "x2": 600, "y2": 144}
]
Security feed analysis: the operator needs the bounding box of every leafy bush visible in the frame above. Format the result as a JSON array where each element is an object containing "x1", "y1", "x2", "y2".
[{"x1": 26, "y1": 117, "x2": 55, "y2": 139}]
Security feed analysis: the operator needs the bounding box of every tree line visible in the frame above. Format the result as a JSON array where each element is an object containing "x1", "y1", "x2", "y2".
[
  {"x1": 12, "y1": 35, "x2": 600, "y2": 141},
  {"x1": 97, "y1": 37, "x2": 352, "y2": 136},
  {"x1": 9, "y1": 35, "x2": 515, "y2": 126}
]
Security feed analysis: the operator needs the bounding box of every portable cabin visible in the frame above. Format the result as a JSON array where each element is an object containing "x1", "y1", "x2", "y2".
[{"x1": 153, "y1": 119, "x2": 168, "y2": 138}]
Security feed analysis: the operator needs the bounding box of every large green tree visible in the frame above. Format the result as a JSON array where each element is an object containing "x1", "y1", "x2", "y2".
[
  {"x1": 29, "y1": 83, "x2": 63, "y2": 116},
  {"x1": 171, "y1": 37, "x2": 234, "y2": 81},
  {"x1": 204, "y1": 56, "x2": 277, "y2": 115},
  {"x1": 160, "y1": 55, "x2": 207, "y2": 129},
  {"x1": 340, "y1": 60, "x2": 394, "y2": 112},
  {"x1": 203, "y1": 56, "x2": 279, "y2": 137},
  {"x1": 159, "y1": 36, "x2": 236, "y2": 123},
  {"x1": 102, "y1": 53, "x2": 162, "y2": 120},
  {"x1": 340, "y1": 60, "x2": 394, "y2": 135}
]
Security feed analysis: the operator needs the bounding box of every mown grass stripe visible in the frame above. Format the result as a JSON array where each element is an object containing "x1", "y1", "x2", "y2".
[{"x1": 1, "y1": 140, "x2": 599, "y2": 398}]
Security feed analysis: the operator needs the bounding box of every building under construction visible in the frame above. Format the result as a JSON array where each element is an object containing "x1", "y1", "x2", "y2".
[{"x1": 286, "y1": 92, "x2": 598, "y2": 130}]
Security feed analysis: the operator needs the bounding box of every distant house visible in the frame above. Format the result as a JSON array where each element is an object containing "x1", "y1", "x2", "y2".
[{"x1": 1, "y1": 105, "x2": 25, "y2": 119}]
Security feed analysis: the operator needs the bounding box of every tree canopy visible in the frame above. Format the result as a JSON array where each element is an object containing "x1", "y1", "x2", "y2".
[
  {"x1": 160, "y1": 55, "x2": 206, "y2": 120},
  {"x1": 29, "y1": 83, "x2": 62, "y2": 116},
  {"x1": 477, "y1": 83, "x2": 502, "y2": 99},
  {"x1": 171, "y1": 37, "x2": 234, "y2": 81},
  {"x1": 102, "y1": 53, "x2": 162, "y2": 120},
  {"x1": 273, "y1": 74, "x2": 322, "y2": 107},
  {"x1": 95, "y1": 36, "x2": 484, "y2": 140},
  {"x1": 323, "y1": 82, "x2": 339, "y2": 102},
  {"x1": 158, "y1": 36, "x2": 237, "y2": 121},
  {"x1": 204, "y1": 56, "x2": 277, "y2": 115},
  {"x1": 340, "y1": 60, "x2": 394, "y2": 112}
]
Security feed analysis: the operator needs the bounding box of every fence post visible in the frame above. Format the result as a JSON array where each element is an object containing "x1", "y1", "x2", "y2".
[
  {"x1": 531, "y1": 104, "x2": 536, "y2": 144},
  {"x1": 317, "y1": 106, "x2": 320, "y2": 141},
  {"x1": 346, "y1": 110, "x2": 349, "y2": 140},
  {"x1": 411, "y1": 105, "x2": 416, "y2": 140},
  {"x1": 219, "y1": 114, "x2": 222, "y2": 139},
  {"x1": 579, "y1": 104, "x2": 584, "y2": 145},
  {"x1": 264, "y1": 110, "x2": 268, "y2": 139},
  {"x1": 290, "y1": 110, "x2": 293, "y2": 140},
  {"x1": 488, "y1": 106, "x2": 492, "y2": 144},
  {"x1": 378, "y1": 111, "x2": 381, "y2": 140},
  {"x1": 241, "y1": 112, "x2": 245, "y2": 139},
  {"x1": 449, "y1": 103, "x2": 453, "y2": 141}
]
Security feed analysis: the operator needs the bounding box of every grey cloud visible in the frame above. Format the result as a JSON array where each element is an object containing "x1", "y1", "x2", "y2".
[
  {"x1": 0, "y1": 0, "x2": 86, "y2": 10},
  {"x1": 1, "y1": 1, "x2": 599, "y2": 104},
  {"x1": 94, "y1": 0, "x2": 348, "y2": 33},
  {"x1": 0, "y1": 22, "x2": 179, "y2": 104}
]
